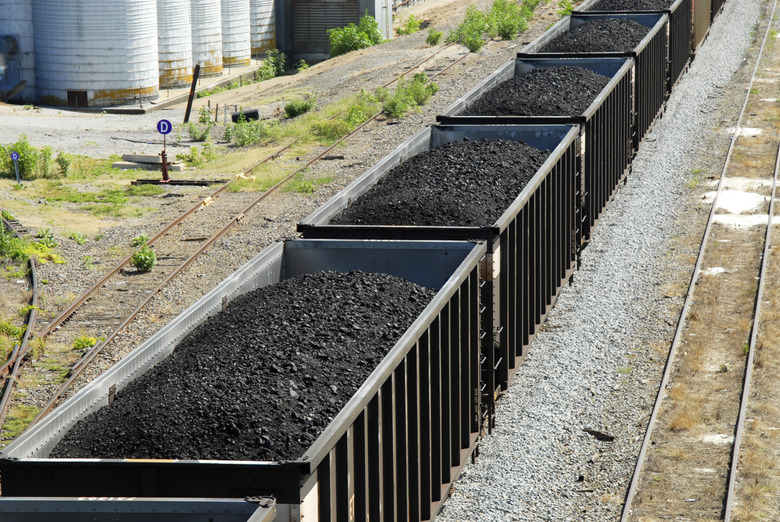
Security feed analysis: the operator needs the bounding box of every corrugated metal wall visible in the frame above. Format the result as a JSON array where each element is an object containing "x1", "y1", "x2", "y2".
[
  {"x1": 192, "y1": 0, "x2": 224, "y2": 77},
  {"x1": 292, "y1": 0, "x2": 359, "y2": 56},
  {"x1": 222, "y1": 0, "x2": 252, "y2": 66},
  {"x1": 251, "y1": 0, "x2": 276, "y2": 55},
  {"x1": 0, "y1": 0, "x2": 35, "y2": 103},
  {"x1": 158, "y1": 0, "x2": 194, "y2": 88},
  {"x1": 32, "y1": 0, "x2": 159, "y2": 107}
]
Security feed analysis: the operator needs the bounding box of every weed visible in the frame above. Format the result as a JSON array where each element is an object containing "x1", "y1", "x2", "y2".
[
  {"x1": 197, "y1": 106, "x2": 212, "y2": 124},
  {"x1": 68, "y1": 231, "x2": 87, "y2": 245},
  {"x1": 187, "y1": 123, "x2": 213, "y2": 142},
  {"x1": 296, "y1": 59, "x2": 310, "y2": 72},
  {"x1": 131, "y1": 245, "x2": 156, "y2": 272},
  {"x1": 72, "y1": 334, "x2": 98, "y2": 351},
  {"x1": 3, "y1": 405, "x2": 40, "y2": 440},
  {"x1": 396, "y1": 14, "x2": 422, "y2": 36},
  {"x1": 284, "y1": 174, "x2": 333, "y2": 195},
  {"x1": 382, "y1": 73, "x2": 438, "y2": 119},
  {"x1": 329, "y1": 12, "x2": 384, "y2": 57},
  {"x1": 126, "y1": 184, "x2": 166, "y2": 197},
  {"x1": 617, "y1": 367, "x2": 632, "y2": 374},
  {"x1": 0, "y1": 210, "x2": 14, "y2": 221},
  {"x1": 285, "y1": 97, "x2": 317, "y2": 118},
  {"x1": 224, "y1": 117, "x2": 277, "y2": 147},
  {"x1": 82, "y1": 255, "x2": 96, "y2": 270},
  {"x1": 557, "y1": 0, "x2": 573, "y2": 16},
  {"x1": 426, "y1": 29, "x2": 444, "y2": 46},
  {"x1": 131, "y1": 233, "x2": 150, "y2": 247}
]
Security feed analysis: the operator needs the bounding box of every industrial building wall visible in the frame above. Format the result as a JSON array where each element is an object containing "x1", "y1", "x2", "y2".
[{"x1": 0, "y1": 0, "x2": 35, "y2": 103}]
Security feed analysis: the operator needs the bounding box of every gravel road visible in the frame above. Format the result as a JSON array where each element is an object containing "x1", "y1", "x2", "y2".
[{"x1": 437, "y1": 1, "x2": 764, "y2": 520}]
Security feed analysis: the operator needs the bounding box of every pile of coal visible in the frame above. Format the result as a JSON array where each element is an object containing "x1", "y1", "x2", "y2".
[
  {"x1": 540, "y1": 18, "x2": 651, "y2": 53},
  {"x1": 51, "y1": 270, "x2": 437, "y2": 461},
  {"x1": 330, "y1": 138, "x2": 550, "y2": 227},
  {"x1": 461, "y1": 66, "x2": 611, "y2": 117},
  {"x1": 587, "y1": 0, "x2": 673, "y2": 10}
]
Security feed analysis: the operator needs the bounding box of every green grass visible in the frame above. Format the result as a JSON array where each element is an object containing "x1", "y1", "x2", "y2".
[
  {"x1": 2, "y1": 405, "x2": 40, "y2": 440},
  {"x1": 283, "y1": 174, "x2": 334, "y2": 195}
]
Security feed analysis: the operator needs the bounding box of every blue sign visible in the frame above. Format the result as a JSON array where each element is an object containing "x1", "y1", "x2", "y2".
[
  {"x1": 157, "y1": 119, "x2": 172, "y2": 135},
  {"x1": 11, "y1": 151, "x2": 19, "y2": 162}
]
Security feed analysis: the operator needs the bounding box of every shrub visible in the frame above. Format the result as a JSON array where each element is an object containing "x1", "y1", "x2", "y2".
[
  {"x1": 72, "y1": 335, "x2": 98, "y2": 351},
  {"x1": 131, "y1": 233, "x2": 149, "y2": 247},
  {"x1": 131, "y1": 245, "x2": 156, "y2": 272},
  {"x1": 284, "y1": 97, "x2": 317, "y2": 118},
  {"x1": 55, "y1": 152, "x2": 73, "y2": 176},
  {"x1": 224, "y1": 117, "x2": 275, "y2": 147},
  {"x1": 256, "y1": 49, "x2": 287, "y2": 81},
  {"x1": 557, "y1": 0, "x2": 573, "y2": 16},
  {"x1": 396, "y1": 14, "x2": 422, "y2": 36},
  {"x1": 187, "y1": 123, "x2": 212, "y2": 142},
  {"x1": 0, "y1": 135, "x2": 40, "y2": 179},
  {"x1": 68, "y1": 232, "x2": 87, "y2": 245},
  {"x1": 426, "y1": 29, "x2": 444, "y2": 46},
  {"x1": 329, "y1": 13, "x2": 384, "y2": 57},
  {"x1": 382, "y1": 73, "x2": 438, "y2": 118}
]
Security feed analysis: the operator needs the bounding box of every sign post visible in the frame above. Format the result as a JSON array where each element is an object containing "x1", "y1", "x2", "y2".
[
  {"x1": 157, "y1": 119, "x2": 172, "y2": 183},
  {"x1": 10, "y1": 151, "x2": 21, "y2": 186}
]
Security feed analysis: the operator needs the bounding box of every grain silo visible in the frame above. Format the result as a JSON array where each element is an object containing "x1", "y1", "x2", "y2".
[
  {"x1": 250, "y1": 0, "x2": 276, "y2": 55},
  {"x1": 221, "y1": 0, "x2": 251, "y2": 66},
  {"x1": 158, "y1": 0, "x2": 194, "y2": 88},
  {"x1": 0, "y1": 0, "x2": 35, "y2": 103},
  {"x1": 192, "y1": 0, "x2": 224, "y2": 77},
  {"x1": 31, "y1": 0, "x2": 159, "y2": 108}
]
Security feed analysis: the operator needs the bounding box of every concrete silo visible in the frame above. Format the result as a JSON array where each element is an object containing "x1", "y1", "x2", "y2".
[
  {"x1": 192, "y1": 0, "x2": 223, "y2": 77},
  {"x1": 221, "y1": 0, "x2": 251, "y2": 66},
  {"x1": 0, "y1": 0, "x2": 35, "y2": 103},
  {"x1": 31, "y1": 0, "x2": 159, "y2": 107},
  {"x1": 250, "y1": 0, "x2": 276, "y2": 55},
  {"x1": 158, "y1": 0, "x2": 194, "y2": 88}
]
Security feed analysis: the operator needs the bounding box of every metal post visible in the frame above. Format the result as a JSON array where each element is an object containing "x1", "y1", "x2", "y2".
[
  {"x1": 161, "y1": 134, "x2": 169, "y2": 183},
  {"x1": 183, "y1": 64, "x2": 201, "y2": 124}
]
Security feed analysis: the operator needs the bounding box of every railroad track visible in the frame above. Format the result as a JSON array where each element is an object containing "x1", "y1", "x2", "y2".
[
  {"x1": 0, "y1": 43, "x2": 476, "y2": 441},
  {"x1": 622, "y1": 2, "x2": 780, "y2": 518}
]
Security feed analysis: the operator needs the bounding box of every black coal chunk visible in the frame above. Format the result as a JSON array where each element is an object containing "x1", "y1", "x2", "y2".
[
  {"x1": 462, "y1": 66, "x2": 611, "y2": 117},
  {"x1": 540, "y1": 18, "x2": 651, "y2": 53},
  {"x1": 330, "y1": 138, "x2": 550, "y2": 227},
  {"x1": 587, "y1": 0, "x2": 673, "y2": 10},
  {"x1": 51, "y1": 270, "x2": 437, "y2": 461}
]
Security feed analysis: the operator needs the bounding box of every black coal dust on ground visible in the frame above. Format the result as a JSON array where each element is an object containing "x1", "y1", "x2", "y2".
[
  {"x1": 541, "y1": 18, "x2": 651, "y2": 53},
  {"x1": 461, "y1": 66, "x2": 611, "y2": 117},
  {"x1": 51, "y1": 271, "x2": 437, "y2": 461},
  {"x1": 330, "y1": 139, "x2": 550, "y2": 227},
  {"x1": 588, "y1": 0, "x2": 673, "y2": 10}
]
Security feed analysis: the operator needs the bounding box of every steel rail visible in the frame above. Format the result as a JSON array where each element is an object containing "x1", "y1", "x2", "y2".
[
  {"x1": 0, "y1": 248, "x2": 38, "y2": 428},
  {"x1": 619, "y1": 1, "x2": 779, "y2": 518},
  {"x1": 723, "y1": 144, "x2": 780, "y2": 520},
  {"x1": 19, "y1": 44, "x2": 474, "y2": 430}
]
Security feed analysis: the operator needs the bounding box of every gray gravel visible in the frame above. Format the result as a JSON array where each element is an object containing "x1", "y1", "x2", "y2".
[{"x1": 436, "y1": 1, "x2": 763, "y2": 520}]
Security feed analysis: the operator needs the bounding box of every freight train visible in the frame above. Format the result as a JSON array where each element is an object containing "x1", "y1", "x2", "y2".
[{"x1": 0, "y1": 1, "x2": 728, "y2": 520}]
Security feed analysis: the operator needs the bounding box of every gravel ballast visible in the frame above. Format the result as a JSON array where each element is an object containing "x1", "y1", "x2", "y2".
[
  {"x1": 437, "y1": 1, "x2": 764, "y2": 520},
  {"x1": 50, "y1": 270, "x2": 437, "y2": 461},
  {"x1": 541, "y1": 19, "x2": 651, "y2": 53},
  {"x1": 329, "y1": 139, "x2": 550, "y2": 227},
  {"x1": 587, "y1": 0, "x2": 674, "y2": 9},
  {"x1": 461, "y1": 66, "x2": 611, "y2": 117}
]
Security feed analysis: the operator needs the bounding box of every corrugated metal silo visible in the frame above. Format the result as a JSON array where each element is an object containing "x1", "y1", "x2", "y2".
[
  {"x1": 158, "y1": 0, "x2": 194, "y2": 88},
  {"x1": 0, "y1": 0, "x2": 35, "y2": 103},
  {"x1": 192, "y1": 0, "x2": 224, "y2": 77},
  {"x1": 250, "y1": 0, "x2": 276, "y2": 55},
  {"x1": 31, "y1": 0, "x2": 158, "y2": 107},
  {"x1": 221, "y1": 0, "x2": 251, "y2": 66}
]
